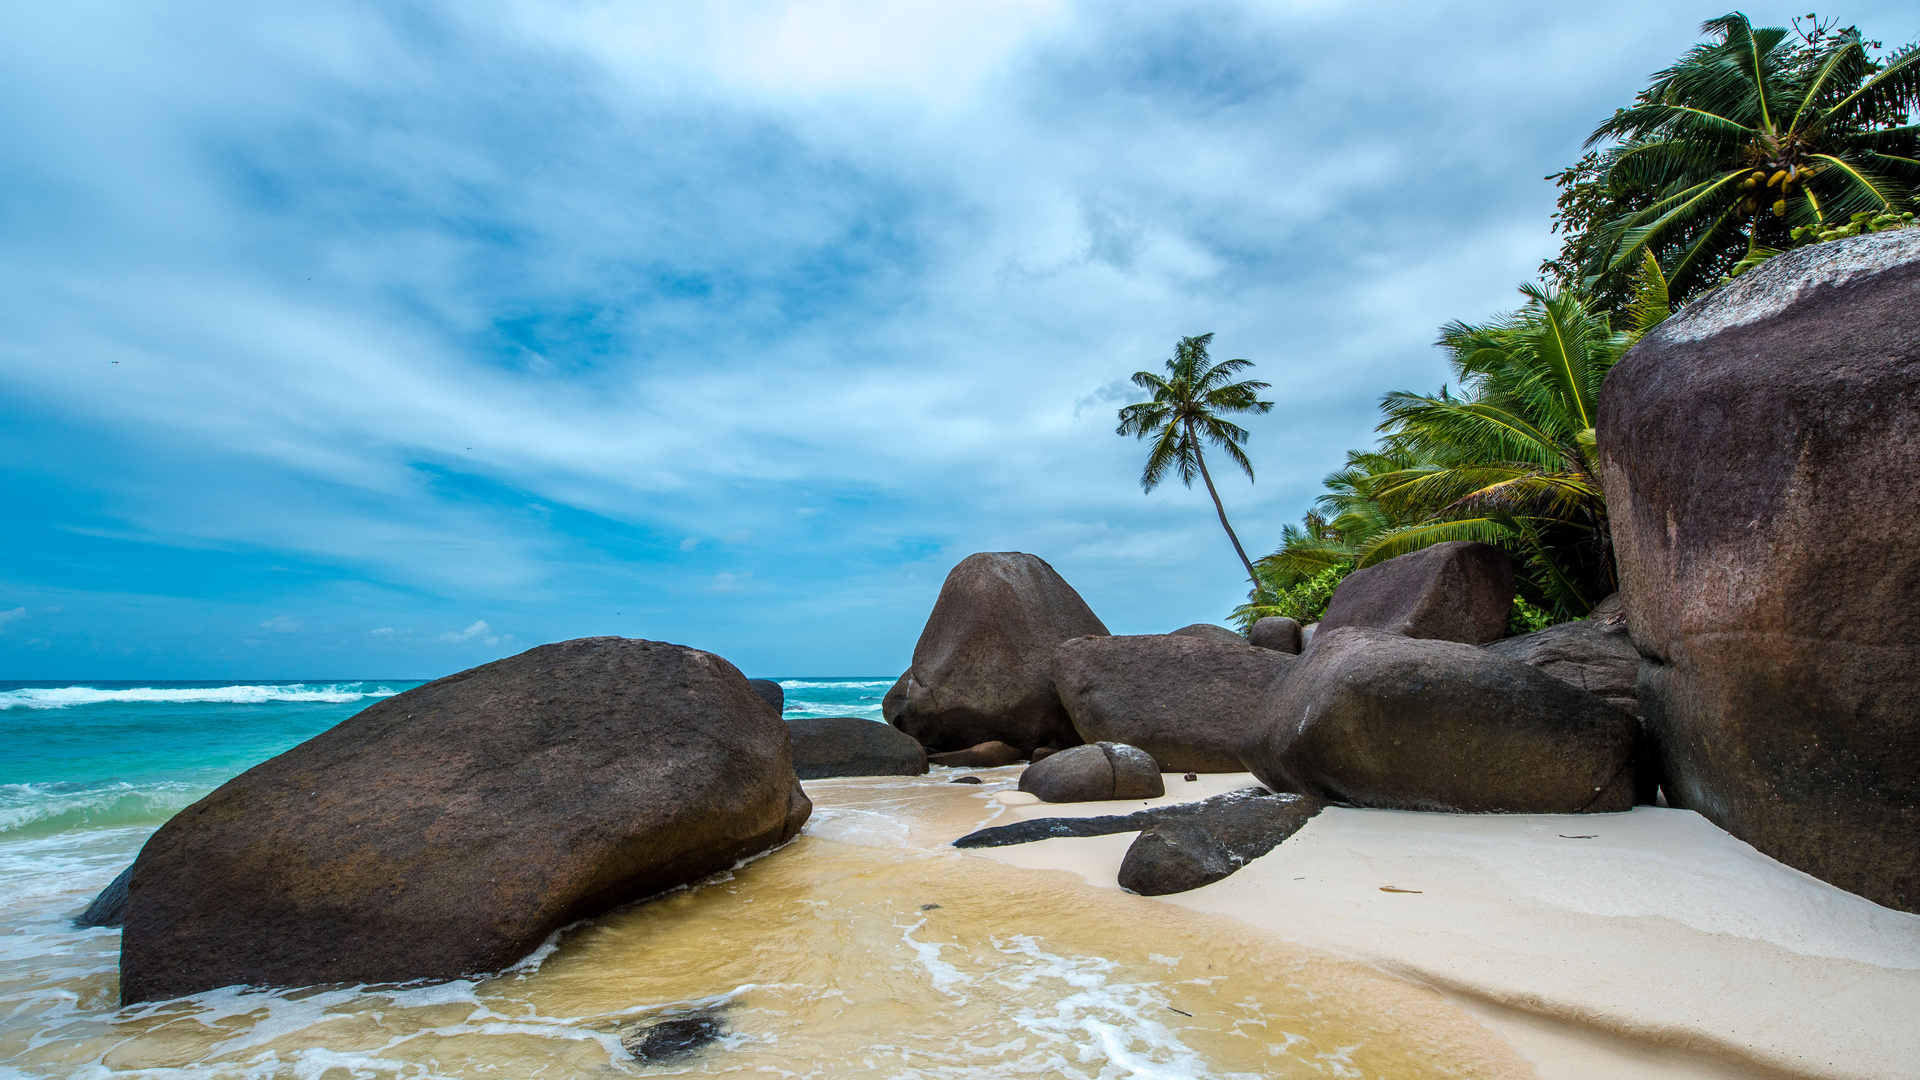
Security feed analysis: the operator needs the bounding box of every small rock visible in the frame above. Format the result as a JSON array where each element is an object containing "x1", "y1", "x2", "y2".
[
  {"x1": 928, "y1": 741, "x2": 1024, "y2": 768},
  {"x1": 1029, "y1": 746, "x2": 1058, "y2": 763},
  {"x1": 1169, "y1": 623, "x2": 1246, "y2": 645},
  {"x1": 1248, "y1": 617, "x2": 1302, "y2": 654},
  {"x1": 1183, "y1": 773, "x2": 1197, "y2": 782},
  {"x1": 746, "y1": 679, "x2": 785, "y2": 712},
  {"x1": 623, "y1": 1014, "x2": 724, "y2": 1061},
  {"x1": 1017, "y1": 742, "x2": 1164, "y2": 802},
  {"x1": 1118, "y1": 793, "x2": 1324, "y2": 896},
  {"x1": 950, "y1": 776, "x2": 983, "y2": 784}
]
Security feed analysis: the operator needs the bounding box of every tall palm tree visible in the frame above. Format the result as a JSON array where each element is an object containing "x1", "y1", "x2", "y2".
[
  {"x1": 1117, "y1": 334, "x2": 1273, "y2": 581},
  {"x1": 1580, "y1": 13, "x2": 1920, "y2": 300}
]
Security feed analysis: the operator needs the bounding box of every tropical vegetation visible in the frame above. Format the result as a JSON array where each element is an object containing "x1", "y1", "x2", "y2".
[
  {"x1": 1544, "y1": 12, "x2": 1919, "y2": 307},
  {"x1": 1232, "y1": 12, "x2": 1916, "y2": 634},
  {"x1": 1117, "y1": 334, "x2": 1273, "y2": 581}
]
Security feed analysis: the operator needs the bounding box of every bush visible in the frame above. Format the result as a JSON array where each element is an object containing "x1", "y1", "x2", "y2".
[{"x1": 1229, "y1": 564, "x2": 1353, "y2": 631}]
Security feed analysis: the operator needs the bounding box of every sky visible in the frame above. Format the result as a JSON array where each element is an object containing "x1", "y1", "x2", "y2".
[{"x1": 2, "y1": 1, "x2": 1914, "y2": 680}]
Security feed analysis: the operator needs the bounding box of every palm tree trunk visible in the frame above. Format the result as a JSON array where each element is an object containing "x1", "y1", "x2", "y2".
[{"x1": 1190, "y1": 429, "x2": 1258, "y2": 583}]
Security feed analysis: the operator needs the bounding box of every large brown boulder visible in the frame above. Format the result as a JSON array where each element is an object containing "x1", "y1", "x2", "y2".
[
  {"x1": 787, "y1": 716, "x2": 928, "y2": 779},
  {"x1": 118, "y1": 637, "x2": 810, "y2": 1004},
  {"x1": 1052, "y1": 634, "x2": 1295, "y2": 771},
  {"x1": 1317, "y1": 541, "x2": 1514, "y2": 644},
  {"x1": 885, "y1": 552, "x2": 1108, "y2": 753},
  {"x1": 1242, "y1": 628, "x2": 1637, "y2": 813},
  {"x1": 1482, "y1": 595, "x2": 1639, "y2": 716},
  {"x1": 1597, "y1": 229, "x2": 1920, "y2": 912}
]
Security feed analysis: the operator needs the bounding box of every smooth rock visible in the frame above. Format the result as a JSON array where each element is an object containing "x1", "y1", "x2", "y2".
[
  {"x1": 1317, "y1": 541, "x2": 1514, "y2": 644},
  {"x1": 885, "y1": 552, "x2": 1108, "y2": 753},
  {"x1": 746, "y1": 679, "x2": 784, "y2": 713},
  {"x1": 1597, "y1": 229, "x2": 1920, "y2": 912},
  {"x1": 1052, "y1": 634, "x2": 1294, "y2": 772},
  {"x1": 787, "y1": 716, "x2": 928, "y2": 779},
  {"x1": 1118, "y1": 791, "x2": 1325, "y2": 896},
  {"x1": 1169, "y1": 623, "x2": 1246, "y2": 644},
  {"x1": 1017, "y1": 742, "x2": 1164, "y2": 802},
  {"x1": 1300, "y1": 622, "x2": 1318, "y2": 647},
  {"x1": 954, "y1": 785, "x2": 1322, "y2": 894},
  {"x1": 950, "y1": 776, "x2": 983, "y2": 784},
  {"x1": 927, "y1": 740, "x2": 1023, "y2": 768},
  {"x1": 1483, "y1": 597, "x2": 1640, "y2": 716},
  {"x1": 1248, "y1": 616, "x2": 1302, "y2": 654},
  {"x1": 75, "y1": 864, "x2": 132, "y2": 928},
  {"x1": 117, "y1": 637, "x2": 810, "y2": 1004},
  {"x1": 1243, "y1": 628, "x2": 1638, "y2": 813}
]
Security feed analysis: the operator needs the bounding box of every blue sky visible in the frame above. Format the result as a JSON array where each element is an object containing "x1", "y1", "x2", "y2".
[{"x1": 3, "y1": 1, "x2": 1914, "y2": 679}]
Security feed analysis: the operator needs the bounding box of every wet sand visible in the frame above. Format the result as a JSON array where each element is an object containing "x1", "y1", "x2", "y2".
[
  {"x1": 2, "y1": 773, "x2": 1537, "y2": 1079},
  {"x1": 959, "y1": 769, "x2": 1920, "y2": 1080}
]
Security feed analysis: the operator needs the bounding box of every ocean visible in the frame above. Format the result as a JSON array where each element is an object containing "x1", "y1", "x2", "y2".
[{"x1": 0, "y1": 678, "x2": 1501, "y2": 1078}]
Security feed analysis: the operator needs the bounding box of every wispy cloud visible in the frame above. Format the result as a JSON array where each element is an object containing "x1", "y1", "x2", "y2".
[
  {"x1": 0, "y1": 607, "x2": 27, "y2": 632},
  {"x1": 5, "y1": 0, "x2": 1883, "y2": 678}
]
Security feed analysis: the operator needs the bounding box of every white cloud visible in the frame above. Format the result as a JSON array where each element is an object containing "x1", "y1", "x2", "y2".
[
  {"x1": 708, "y1": 572, "x2": 752, "y2": 594},
  {"x1": 679, "y1": 537, "x2": 701, "y2": 552},
  {"x1": 440, "y1": 620, "x2": 493, "y2": 643},
  {"x1": 259, "y1": 615, "x2": 301, "y2": 632},
  {"x1": 0, "y1": 607, "x2": 27, "y2": 631}
]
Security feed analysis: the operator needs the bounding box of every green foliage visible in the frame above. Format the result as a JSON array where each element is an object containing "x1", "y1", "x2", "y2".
[
  {"x1": 1118, "y1": 334, "x2": 1273, "y2": 580},
  {"x1": 1507, "y1": 595, "x2": 1556, "y2": 636},
  {"x1": 1230, "y1": 564, "x2": 1352, "y2": 632},
  {"x1": 1246, "y1": 284, "x2": 1625, "y2": 626},
  {"x1": 1546, "y1": 12, "x2": 1920, "y2": 309}
]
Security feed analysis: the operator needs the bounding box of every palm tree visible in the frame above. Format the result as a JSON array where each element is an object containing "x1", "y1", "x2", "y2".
[
  {"x1": 1578, "y1": 13, "x2": 1920, "y2": 301},
  {"x1": 1252, "y1": 284, "x2": 1639, "y2": 620},
  {"x1": 1117, "y1": 334, "x2": 1273, "y2": 581}
]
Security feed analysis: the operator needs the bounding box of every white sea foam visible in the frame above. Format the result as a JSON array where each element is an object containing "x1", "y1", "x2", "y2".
[
  {"x1": 0, "y1": 684, "x2": 400, "y2": 710},
  {"x1": 776, "y1": 679, "x2": 895, "y2": 690},
  {"x1": 0, "y1": 781, "x2": 210, "y2": 838}
]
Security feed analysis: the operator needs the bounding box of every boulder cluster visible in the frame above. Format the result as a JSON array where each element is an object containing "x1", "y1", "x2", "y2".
[
  {"x1": 880, "y1": 545, "x2": 1643, "y2": 818},
  {"x1": 91, "y1": 231, "x2": 1920, "y2": 1009}
]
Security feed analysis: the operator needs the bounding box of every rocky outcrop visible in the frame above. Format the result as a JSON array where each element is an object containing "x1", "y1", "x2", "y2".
[
  {"x1": 1248, "y1": 616, "x2": 1302, "y2": 654},
  {"x1": 1483, "y1": 596, "x2": 1639, "y2": 716},
  {"x1": 1169, "y1": 623, "x2": 1246, "y2": 644},
  {"x1": 787, "y1": 716, "x2": 929, "y2": 779},
  {"x1": 927, "y1": 740, "x2": 1023, "y2": 768},
  {"x1": 1597, "y1": 229, "x2": 1920, "y2": 913},
  {"x1": 1052, "y1": 634, "x2": 1294, "y2": 771},
  {"x1": 1317, "y1": 542, "x2": 1514, "y2": 644},
  {"x1": 953, "y1": 787, "x2": 1321, "y2": 895},
  {"x1": 885, "y1": 553, "x2": 1108, "y2": 753},
  {"x1": 1118, "y1": 790, "x2": 1324, "y2": 896},
  {"x1": 1017, "y1": 742, "x2": 1164, "y2": 802},
  {"x1": 117, "y1": 637, "x2": 810, "y2": 1004},
  {"x1": 1243, "y1": 628, "x2": 1638, "y2": 813},
  {"x1": 747, "y1": 679, "x2": 784, "y2": 713}
]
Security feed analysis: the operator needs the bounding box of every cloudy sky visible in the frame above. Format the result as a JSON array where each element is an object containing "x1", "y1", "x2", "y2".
[{"x1": 2, "y1": 1, "x2": 1912, "y2": 679}]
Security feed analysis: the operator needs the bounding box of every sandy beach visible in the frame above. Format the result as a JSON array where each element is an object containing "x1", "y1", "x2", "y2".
[{"x1": 948, "y1": 769, "x2": 1920, "y2": 1080}]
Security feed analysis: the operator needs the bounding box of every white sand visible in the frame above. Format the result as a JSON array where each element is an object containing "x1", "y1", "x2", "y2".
[{"x1": 956, "y1": 771, "x2": 1920, "y2": 1080}]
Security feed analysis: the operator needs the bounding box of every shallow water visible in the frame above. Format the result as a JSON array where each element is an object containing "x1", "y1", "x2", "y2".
[{"x1": 0, "y1": 682, "x2": 1532, "y2": 1079}]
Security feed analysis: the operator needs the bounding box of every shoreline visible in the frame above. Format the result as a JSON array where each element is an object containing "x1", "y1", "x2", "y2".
[{"x1": 933, "y1": 768, "x2": 1920, "y2": 1080}]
